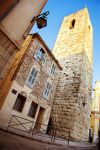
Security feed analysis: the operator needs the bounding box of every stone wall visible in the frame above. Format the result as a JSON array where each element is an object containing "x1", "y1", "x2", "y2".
[
  {"x1": 50, "y1": 8, "x2": 93, "y2": 141},
  {"x1": 91, "y1": 81, "x2": 100, "y2": 141},
  {"x1": 0, "y1": 35, "x2": 60, "y2": 132},
  {"x1": 15, "y1": 37, "x2": 59, "y2": 104}
]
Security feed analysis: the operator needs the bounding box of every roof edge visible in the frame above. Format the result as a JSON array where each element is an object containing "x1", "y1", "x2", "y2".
[{"x1": 29, "y1": 33, "x2": 62, "y2": 70}]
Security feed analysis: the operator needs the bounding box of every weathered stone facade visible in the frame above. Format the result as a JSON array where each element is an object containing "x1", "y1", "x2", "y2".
[
  {"x1": 50, "y1": 8, "x2": 93, "y2": 141},
  {"x1": 90, "y1": 81, "x2": 100, "y2": 141},
  {"x1": 0, "y1": 33, "x2": 61, "y2": 133}
]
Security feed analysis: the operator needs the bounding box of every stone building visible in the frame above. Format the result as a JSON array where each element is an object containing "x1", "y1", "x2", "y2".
[
  {"x1": 0, "y1": 0, "x2": 47, "y2": 109},
  {"x1": 90, "y1": 81, "x2": 100, "y2": 141},
  {"x1": 50, "y1": 8, "x2": 93, "y2": 141},
  {"x1": 0, "y1": 33, "x2": 61, "y2": 133}
]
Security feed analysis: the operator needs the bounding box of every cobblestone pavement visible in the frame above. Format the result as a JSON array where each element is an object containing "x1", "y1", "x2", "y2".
[{"x1": 0, "y1": 130, "x2": 98, "y2": 150}]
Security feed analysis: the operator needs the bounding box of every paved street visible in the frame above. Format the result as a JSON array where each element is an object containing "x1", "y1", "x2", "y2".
[{"x1": 0, "y1": 130, "x2": 98, "y2": 150}]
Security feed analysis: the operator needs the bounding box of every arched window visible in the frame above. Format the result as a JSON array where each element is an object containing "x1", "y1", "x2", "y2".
[{"x1": 70, "y1": 19, "x2": 75, "y2": 29}]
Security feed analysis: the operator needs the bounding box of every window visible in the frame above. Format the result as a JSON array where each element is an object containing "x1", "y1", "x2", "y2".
[
  {"x1": 26, "y1": 67, "x2": 38, "y2": 88},
  {"x1": 33, "y1": 39, "x2": 39, "y2": 48},
  {"x1": 43, "y1": 82, "x2": 51, "y2": 99},
  {"x1": 34, "y1": 47, "x2": 45, "y2": 63},
  {"x1": 28, "y1": 102, "x2": 38, "y2": 118},
  {"x1": 70, "y1": 19, "x2": 75, "y2": 29},
  {"x1": 13, "y1": 94, "x2": 26, "y2": 112},
  {"x1": 42, "y1": 53, "x2": 47, "y2": 66},
  {"x1": 89, "y1": 25, "x2": 90, "y2": 29},
  {"x1": 51, "y1": 64, "x2": 56, "y2": 75},
  {"x1": 12, "y1": 89, "x2": 17, "y2": 95}
]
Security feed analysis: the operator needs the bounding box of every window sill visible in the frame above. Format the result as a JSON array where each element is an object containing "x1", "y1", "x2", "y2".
[
  {"x1": 25, "y1": 83, "x2": 34, "y2": 90},
  {"x1": 27, "y1": 115, "x2": 35, "y2": 119},
  {"x1": 12, "y1": 108, "x2": 22, "y2": 113},
  {"x1": 33, "y1": 57, "x2": 45, "y2": 68},
  {"x1": 42, "y1": 96, "x2": 48, "y2": 101}
]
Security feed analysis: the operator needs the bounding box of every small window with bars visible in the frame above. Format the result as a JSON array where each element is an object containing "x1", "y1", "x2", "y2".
[
  {"x1": 28, "y1": 102, "x2": 38, "y2": 118},
  {"x1": 26, "y1": 67, "x2": 38, "y2": 88},
  {"x1": 13, "y1": 94, "x2": 26, "y2": 112},
  {"x1": 51, "y1": 64, "x2": 56, "y2": 75},
  {"x1": 43, "y1": 82, "x2": 51, "y2": 99}
]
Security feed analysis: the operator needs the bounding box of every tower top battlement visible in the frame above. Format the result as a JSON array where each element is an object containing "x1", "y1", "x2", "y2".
[{"x1": 53, "y1": 7, "x2": 93, "y2": 67}]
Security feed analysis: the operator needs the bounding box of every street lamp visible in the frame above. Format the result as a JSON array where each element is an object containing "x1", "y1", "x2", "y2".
[{"x1": 24, "y1": 11, "x2": 49, "y2": 38}]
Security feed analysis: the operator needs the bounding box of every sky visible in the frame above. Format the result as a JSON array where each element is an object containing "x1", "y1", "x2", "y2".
[{"x1": 31, "y1": 0, "x2": 100, "y2": 88}]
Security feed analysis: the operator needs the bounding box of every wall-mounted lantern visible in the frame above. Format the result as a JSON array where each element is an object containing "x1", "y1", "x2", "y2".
[
  {"x1": 36, "y1": 11, "x2": 49, "y2": 29},
  {"x1": 24, "y1": 11, "x2": 49, "y2": 38},
  {"x1": 36, "y1": 17, "x2": 47, "y2": 29}
]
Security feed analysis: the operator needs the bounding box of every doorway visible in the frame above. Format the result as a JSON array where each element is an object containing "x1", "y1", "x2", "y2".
[{"x1": 35, "y1": 107, "x2": 45, "y2": 131}]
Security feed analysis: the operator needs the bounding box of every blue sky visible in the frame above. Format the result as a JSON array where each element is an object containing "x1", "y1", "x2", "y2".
[{"x1": 31, "y1": 0, "x2": 100, "y2": 87}]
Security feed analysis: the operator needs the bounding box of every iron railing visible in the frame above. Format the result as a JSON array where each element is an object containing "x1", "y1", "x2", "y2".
[{"x1": 7, "y1": 115, "x2": 70, "y2": 144}]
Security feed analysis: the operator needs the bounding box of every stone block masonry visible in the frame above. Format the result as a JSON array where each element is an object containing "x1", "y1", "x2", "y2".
[
  {"x1": 0, "y1": 33, "x2": 61, "y2": 135},
  {"x1": 50, "y1": 8, "x2": 93, "y2": 141}
]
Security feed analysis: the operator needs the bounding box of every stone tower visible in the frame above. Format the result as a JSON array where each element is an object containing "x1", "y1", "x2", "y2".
[{"x1": 51, "y1": 8, "x2": 93, "y2": 141}]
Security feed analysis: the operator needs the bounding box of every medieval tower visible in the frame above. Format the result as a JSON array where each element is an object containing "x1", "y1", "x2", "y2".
[{"x1": 51, "y1": 8, "x2": 93, "y2": 141}]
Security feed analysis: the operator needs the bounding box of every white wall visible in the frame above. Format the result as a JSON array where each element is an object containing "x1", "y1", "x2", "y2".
[
  {"x1": 0, "y1": 81, "x2": 51, "y2": 132},
  {"x1": 0, "y1": 0, "x2": 47, "y2": 46}
]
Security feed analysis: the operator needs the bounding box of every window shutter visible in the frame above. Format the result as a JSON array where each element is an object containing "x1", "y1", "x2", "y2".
[
  {"x1": 51, "y1": 64, "x2": 56, "y2": 75},
  {"x1": 26, "y1": 68, "x2": 38, "y2": 88},
  {"x1": 43, "y1": 82, "x2": 51, "y2": 99}
]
